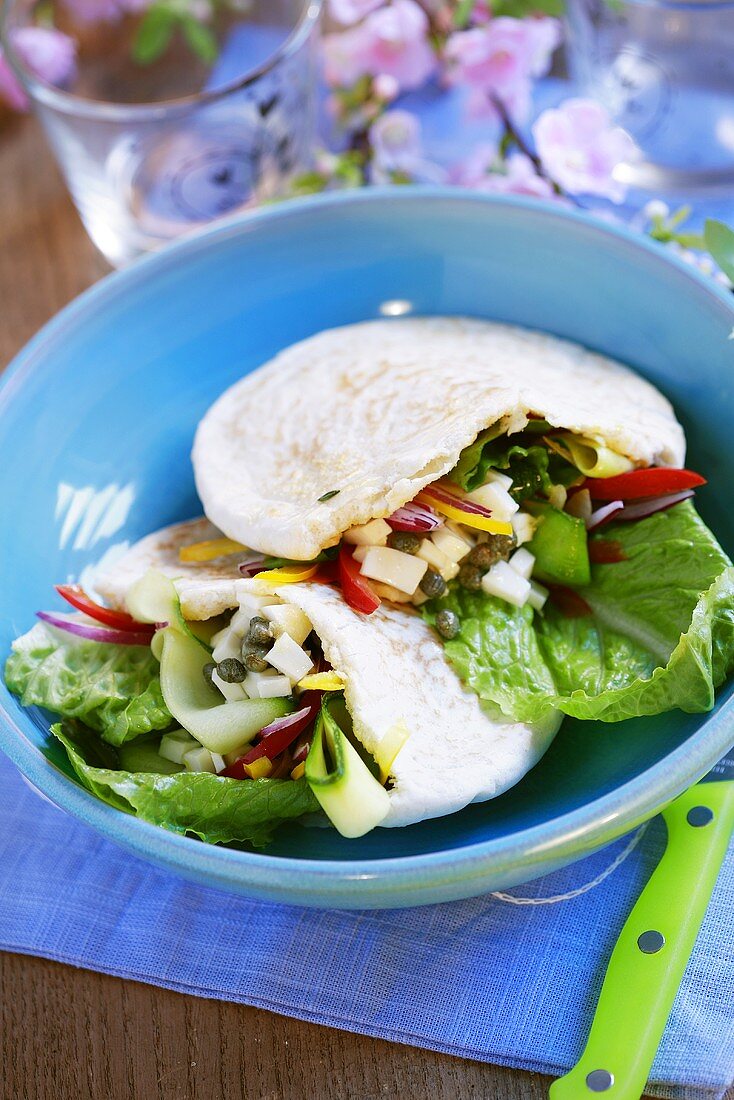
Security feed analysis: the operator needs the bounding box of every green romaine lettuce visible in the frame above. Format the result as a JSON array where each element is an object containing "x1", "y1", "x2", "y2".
[
  {"x1": 52, "y1": 721, "x2": 320, "y2": 849},
  {"x1": 449, "y1": 429, "x2": 577, "y2": 498},
  {"x1": 4, "y1": 622, "x2": 171, "y2": 745},
  {"x1": 426, "y1": 502, "x2": 734, "y2": 723}
]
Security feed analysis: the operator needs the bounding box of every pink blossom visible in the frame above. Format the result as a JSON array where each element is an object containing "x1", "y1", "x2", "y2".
[
  {"x1": 369, "y1": 108, "x2": 447, "y2": 183},
  {"x1": 59, "y1": 0, "x2": 152, "y2": 23},
  {"x1": 328, "y1": 0, "x2": 383, "y2": 25},
  {"x1": 323, "y1": 0, "x2": 436, "y2": 92},
  {"x1": 532, "y1": 98, "x2": 639, "y2": 202},
  {"x1": 450, "y1": 141, "x2": 498, "y2": 186},
  {"x1": 0, "y1": 27, "x2": 77, "y2": 111},
  {"x1": 445, "y1": 17, "x2": 560, "y2": 123},
  {"x1": 475, "y1": 153, "x2": 555, "y2": 198},
  {"x1": 373, "y1": 72, "x2": 399, "y2": 102}
]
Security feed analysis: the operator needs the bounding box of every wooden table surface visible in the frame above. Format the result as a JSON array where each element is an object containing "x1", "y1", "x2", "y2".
[{"x1": 0, "y1": 111, "x2": 726, "y2": 1100}]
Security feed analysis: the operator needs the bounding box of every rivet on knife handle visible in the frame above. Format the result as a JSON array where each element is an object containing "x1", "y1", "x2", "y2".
[{"x1": 549, "y1": 779, "x2": 734, "y2": 1100}]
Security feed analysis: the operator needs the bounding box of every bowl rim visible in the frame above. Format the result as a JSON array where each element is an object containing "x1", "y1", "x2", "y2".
[{"x1": 2, "y1": 186, "x2": 733, "y2": 905}]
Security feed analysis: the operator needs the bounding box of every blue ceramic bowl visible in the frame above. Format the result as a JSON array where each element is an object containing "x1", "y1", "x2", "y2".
[{"x1": 1, "y1": 190, "x2": 733, "y2": 909}]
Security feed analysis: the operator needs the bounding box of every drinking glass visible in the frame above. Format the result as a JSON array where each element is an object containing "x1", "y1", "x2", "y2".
[
  {"x1": 1, "y1": 0, "x2": 322, "y2": 265},
  {"x1": 565, "y1": 0, "x2": 734, "y2": 193}
]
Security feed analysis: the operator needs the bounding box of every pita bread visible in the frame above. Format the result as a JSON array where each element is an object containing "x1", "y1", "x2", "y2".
[
  {"x1": 95, "y1": 519, "x2": 560, "y2": 827},
  {"x1": 193, "y1": 317, "x2": 685, "y2": 560}
]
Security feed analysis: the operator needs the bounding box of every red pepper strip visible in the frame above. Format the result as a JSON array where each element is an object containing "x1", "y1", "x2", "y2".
[
  {"x1": 583, "y1": 468, "x2": 706, "y2": 501},
  {"x1": 312, "y1": 560, "x2": 340, "y2": 585},
  {"x1": 338, "y1": 545, "x2": 381, "y2": 614},
  {"x1": 55, "y1": 584, "x2": 155, "y2": 633},
  {"x1": 547, "y1": 585, "x2": 593, "y2": 618},
  {"x1": 589, "y1": 540, "x2": 627, "y2": 564}
]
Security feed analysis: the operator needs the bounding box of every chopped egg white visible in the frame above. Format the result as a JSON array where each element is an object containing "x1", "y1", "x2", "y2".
[
  {"x1": 233, "y1": 582, "x2": 279, "y2": 612},
  {"x1": 467, "y1": 481, "x2": 519, "y2": 521},
  {"x1": 211, "y1": 752, "x2": 226, "y2": 774},
  {"x1": 416, "y1": 539, "x2": 459, "y2": 581},
  {"x1": 527, "y1": 580, "x2": 549, "y2": 611},
  {"x1": 481, "y1": 560, "x2": 531, "y2": 607},
  {"x1": 211, "y1": 626, "x2": 244, "y2": 664},
  {"x1": 267, "y1": 632, "x2": 314, "y2": 683},
  {"x1": 211, "y1": 668, "x2": 248, "y2": 702},
  {"x1": 263, "y1": 603, "x2": 312, "y2": 646},
  {"x1": 483, "y1": 469, "x2": 513, "y2": 491},
  {"x1": 244, "y1": 670, "x2": 292, "y2": 699},
  {"x1": 352, "y1": 546, "x2": 369, "y2": 563},
  {"x1": 359, "y1": 546, "x2": 428, "y2": 595},
  {"x1": 430, "y1": 525, "x2": 472, "y2": 563},
  {"x1": 509, "y1": 547, "x2": 535, "y2": 580},
  {"x1": 183, "y1": 746, "x2": 218, "y2": 773},
  {"x1": 549, "y1": 484, "x2": 568, "y2": 510},
  {"x1": 511, "y1": 511, "x2": 537, "y2": 546},
  {"x1": 445, "y1": 520, "x2": 476, "y2": 547},
  {"x1": 343, "y1": 518, "x2": 391, "y2": 546},
  {"x1": 159, "y1": 731, "x2": 199, "y2": 765}
]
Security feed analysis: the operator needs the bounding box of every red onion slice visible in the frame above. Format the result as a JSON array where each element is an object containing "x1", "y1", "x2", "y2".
[
  {"x1": 587, "y1": 500, "x2": 624, "y2": 532},
  {"x1": 37, "y1": 611, "x2": 154, "y2": 646},
  {"x1": 421, "y1": 484, "x2": 497, "y2": 519},
  {"x1": 386, "y1": 501, "x2": 443, "y2": 532},
  {"x1": 614, "y1": 490, "x2": 695, "y2": 523},
  {"x1": 238, "y1": 557, "x2": 267, "y2": 578}
]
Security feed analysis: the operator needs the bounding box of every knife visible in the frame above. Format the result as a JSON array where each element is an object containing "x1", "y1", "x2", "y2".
[{"x1": 549, "y1": 749, "x2": 734, "y2": 1100}]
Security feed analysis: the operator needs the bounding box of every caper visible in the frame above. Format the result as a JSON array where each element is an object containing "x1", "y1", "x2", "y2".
[
  {"x1": 244, "y1": 651, "x2": 269, "y2": 673},
  {"x1": 217, "y1": 657, "x2": 246, "y2": 683},
  {"x1": 468, "y1": 533, "x2": 516, "y2": 569},
  {"x1": 420, "y1": 568, "x2": 447, "y2": 598},
  {"x1": 435, "y1": 608, "x2": 460, "y2": 640},
  {"x1": 202, "y1": 661, "x2": 217, "y2": 688},
  {"x1": 386, "y1": 531, "x2": 421, "y2": 554},
  {"x1": 459, "y1": 562, "x2": 484, "y2": 591},
  {"x1": 247, "y1": 616, "x2": 273, "y2": 647}
]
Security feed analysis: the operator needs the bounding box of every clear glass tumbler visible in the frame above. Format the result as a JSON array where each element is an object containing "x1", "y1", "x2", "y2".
[
  {"x1": 565, "y1": 0, "x2": 734, "y2": 193},
  {"x1": 1, "y1": 0, "x2": 321, "y2": 265}
]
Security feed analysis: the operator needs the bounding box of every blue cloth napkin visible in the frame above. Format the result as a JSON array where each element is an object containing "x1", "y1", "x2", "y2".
[{"x1": 0, "y1": 748, "x2": 731, "y2": 1098}]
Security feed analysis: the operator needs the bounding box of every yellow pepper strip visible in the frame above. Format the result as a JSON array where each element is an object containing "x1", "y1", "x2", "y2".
[
  {"x1": 417, "y1": 491, "x2": 513, "y2": 536},
  {"x1": 374, "y1": 719, "x2": 410, "y2": 785},
  {"x1": 179, "y1": 537, "x2": 246, "y2": 563},
  {"x1": 297, "y1": 671, "x2": 346, "y2": 692},
  {"x1": 290, "y1": 761, "x2": 306, "y2": 781},
  {"x1": 254, "y1": 564, "x2": 319, "y2": 586},
  {"x1": 244, "y1": 757, "x2": 273, "y2": 780}
]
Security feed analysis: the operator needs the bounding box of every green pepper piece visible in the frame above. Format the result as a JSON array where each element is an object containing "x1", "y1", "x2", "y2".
[{"x1": 529, "y1": 506, "x2": 591, "y2": 587}]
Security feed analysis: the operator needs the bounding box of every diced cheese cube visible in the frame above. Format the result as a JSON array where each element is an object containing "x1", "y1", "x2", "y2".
[
  {"x1": 484, "y1": 469, "x2": 513, "y2": 491},
  {"x1": 211, "y1": 668, "x2": 248, "y2": 702},
  {"x1": 233, "y1": 581, "x2": 280, "y2": 612},
  {"x1": 267, "y1": 632, "x2": 314, "y2": 682},
  {"x1": 509, "y1": 547, "x2": 535, "y2": 580},
  {"x1": 467, "y1": 481, "x2": 519, "y2": 520},
  {"x1": 445, "y1": 520, "x2": 476, "y2": 547},
  {"x1": 183, "y1": 746, "x2": 217, "y2": 773},
  {"x1": 431, "y1": 525, "x2": 472, "y2": 563},
  {"x1": 511, "y1": 511, "x2": 537, "y2": 546},
  {"x1": 411, "y1": 589, "x2": 430, "y2": 606},
  {"x1": 159, "y1": 731, "x2": 198, "y2": 765},
  {"x1": 549, "y1": 484, "x2": 567, "y2": 510},
  {"x1": 210, "y1": 752, "x2": 226, "y2": 774},
  {"x1": 343, "y1": 518, "x2": 391, "y2": 546},
  {"x1": 360, "y1": 546, "x2": 428, "y2": 595},
  {"x1": 262, "y1": 603, "x2": 313, "y2": 646},
  {"x1": 228, "y1": 608, "x2": 253, "y2": 635},
  {"x1": 370, "y1": 581, "x2": 414, "y2": 603},
  {"x1": 481, "y1": 560, "x2": 531, "y2": 607},
  {"x1": 527, "y1": 580, "x2": 549, "y2": 612},
  {"x1": 244, "y1": 670, "x2": 293, "y2": 699},
  {"x1": 212, "y1": 627, "x2": 244, "y2": 664},
  {"x1": 352, "y1": 545, "x2": 369, "y2": 563},
  {"x1": 417, "y1": 539, "x2": 451, "y2": 573}
]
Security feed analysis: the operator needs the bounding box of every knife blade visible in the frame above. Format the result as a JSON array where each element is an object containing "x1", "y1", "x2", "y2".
[{"x1": 549, "y1": 748, "x2": 734, "y2": 1100}]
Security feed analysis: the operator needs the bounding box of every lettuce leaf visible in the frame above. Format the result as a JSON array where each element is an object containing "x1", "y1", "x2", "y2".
[
  {"x1": 427, "y1": 502, "x2": 734, "y2": 723},
  {"x1": 450, "y1": 428, "x2": 577, "y2": 498},
  {"x1": 4, "y1": 622, "x2": 171, "y2": 745},
  {"x1": 52, "y1": 721, "x2": 320, "y2": 848}
]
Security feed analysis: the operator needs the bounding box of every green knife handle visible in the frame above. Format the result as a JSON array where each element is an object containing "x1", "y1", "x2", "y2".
[{"x1": 549, "y1": 779, "x2": 734, "y2": 1100}]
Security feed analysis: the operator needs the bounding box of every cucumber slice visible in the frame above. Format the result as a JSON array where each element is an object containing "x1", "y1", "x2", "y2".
[
  {"x1": 305, "y1": 696, "x2": 390, "y2": 838},
  {"x1": 126, "y1": 570, "x2": 183, "y2": 627},
  {"x1": 529, "y1": 506, "x2": 591, "y2": 587},
  {"x1": 118, "y1": 736, "x2": 184, "y2": 775},
  {"x1": 159, "y1": 627, "x2": 292, "y2": 755}
]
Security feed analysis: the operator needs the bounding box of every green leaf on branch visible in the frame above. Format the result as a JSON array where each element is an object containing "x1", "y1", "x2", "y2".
[
  {"x1": 132, "y1": 5, "x2": 176, "y2": 65},
  {"x1": 181, "y1": 15, "x2": 219, "y2": 65},
  {"x1": 492, "y1": 0, "x2": 565, "y2": 17},
  {"x1": 705, "y1": 219, "x2": 734, "y2": 284}
]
